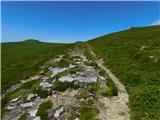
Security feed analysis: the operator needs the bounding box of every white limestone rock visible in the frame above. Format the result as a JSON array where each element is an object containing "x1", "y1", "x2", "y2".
[
  {"x1": 29, "y1": 109, "x2": 38, "y2": 117},
  {"x1": 51, "y1": 68, "x2": 67, "y2": 77},
  {"x1": 40, "y1": 82, "x2": 52, "y2": 88},
  {"x1": 20, "y1": 102, "x2": 33, "y2": 108},
  {"x1": 33, "y1": 116, "x2": 41, "y2": 120},
  {"x1": 59, "y1": 75, "x2": 75, "y2": 82},
  {"x1": 54, "y1": 107, "x2": 64, "y2": 119},
  {"x1": 78, "y1": 77, "x2": 97, "y2": 83},
  {"x1": 11, "y1": 98, "x2": 19, "y2": 102},
  {"x1": 27, "y1": 93, "x2": 35, "y2": 101}
]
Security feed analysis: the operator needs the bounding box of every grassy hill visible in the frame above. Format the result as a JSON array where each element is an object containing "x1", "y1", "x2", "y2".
[
  {"x1": 88, "y1": 25, "x2": 160, "y2": 120},
  {"x1": 2, "y1": 40, "x2": 73, "y2": 91}
]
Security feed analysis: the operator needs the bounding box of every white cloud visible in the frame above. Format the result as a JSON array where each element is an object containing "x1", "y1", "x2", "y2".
[{"x1": 150, "y1": 19, "x2": 160, "y2": 26}]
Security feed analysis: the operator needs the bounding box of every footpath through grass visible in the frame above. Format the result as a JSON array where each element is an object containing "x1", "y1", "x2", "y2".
[
  {"x1": 88, "y1": 25, "x2": 160, "y2": 120},
  {"x1": 2, "y1": 40, "x2": 74, "y2": 91}
]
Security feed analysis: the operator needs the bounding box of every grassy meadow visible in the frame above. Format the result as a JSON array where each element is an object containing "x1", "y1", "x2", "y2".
[
  {"x1": 1, "y1": 40, "x2": 74, "y2": 91},
  {"x1": 88, "y1": 25, "x2": 160, "y2": 120}
]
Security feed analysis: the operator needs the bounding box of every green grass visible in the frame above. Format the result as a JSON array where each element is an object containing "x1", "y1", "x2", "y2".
[
  {"x1": 36, "y1": 100, "x2": 53, "y2": 120},
  {"x1": 79, "y1": 101, "x2": 99, "y2": 120},
  {"x1": 105, "y1": 78, "x2": 118, "y2": 96},
  {"x1": 2, "y1": 40, "x2": 74, "y2": 91},
  {"x1": 88, "y1": 25, "x2": 160, "y2": 119}
]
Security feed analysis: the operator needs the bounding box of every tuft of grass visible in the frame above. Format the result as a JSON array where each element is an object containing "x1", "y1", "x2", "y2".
[
  {"x1": 36, "y1": 101, "x2": 53, "y2": 120},
  {"x1": 33, "y1": 87, "x2": 50, "y2": 98},
  {"x1": 45, "y1": 70, "x2": 52, "y2": 77},
  {"x1": 88, "y1": 83, "x2": 100, "y2": 93},
  {"x1": 79, "y1": 103, "x2": 99, "y2": 120},
  {"x1": 18, "y1": 114, "x2": 26, "y2": 120},
  {"x1": 105, "y1": 78, "x2": 118, "y2": 96}
]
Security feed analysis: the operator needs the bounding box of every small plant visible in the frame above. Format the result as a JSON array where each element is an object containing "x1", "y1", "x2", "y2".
[
  {"x1": 58, "y1": 59, "x2": 70, "y2": 67},
  {"x1": 88, "y1": 83, "x2": 100, "y2": 92},
  {"x1": 18, "y1": 114, "x2": 26, "y2": 120},
  {"x1": 36, "y1": 101, "x2": 53, "y2": 120},
  {"x1": 34, "y1": 87, "x2": 50, "y2": 98},
  {"x1": 105, "y1": 78, "x2": 118, "y2": 96},
  {"x1": 79, "y1": 103, "x2": 99, "y2": 120},
  {"x1": 45, "y1": 70, "x2": 52, "y2": 77}
]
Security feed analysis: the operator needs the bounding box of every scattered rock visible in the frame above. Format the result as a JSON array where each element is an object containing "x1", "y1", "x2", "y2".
[
  {"x1": 59, "y1": 75, "x2": 75, "y2": 82},
  {"x1": 20, "y1": 102, "x2": 33, "y2": 108},
  {"x1": 149, "y1": 55, "x2": 154, "y2": 59},
  {"x1": 78, "y1": 77, "x2": 97, "y2": 83},
  {"x1": 54, "y1": 58, "x2": 62, "y2": 62},
  {"x1": 33, "y1": 116, "x2": 41, "y2": 120},
  {"x1": 40, "y1": 81, "x2": 52, "y2": 88},
  {"x1": 98, "y1": 75, "x2": 106, "y2": 80},
  {"x1": 69, "y1": 64, "x2": 76, "y2": 69},
  {"x1": 51, "y1": 68, "x2": 67, "y2": 77},
  {"x1": 54, "y1": 107, "x2": 64, "y2": 119},
  {"x1": 75, "y1": 117, "x2": 80, "y2": 120},
  {"x1": 140, "y1": 45, "x2": 147, "y2": 51},
  {"x1": 27, "y1": 93, "x2": 35, "y2": 101},
  {"x1": 45, "y1": 109, "x2": 54, "y2": 118},
  {"x1": 7, "y1": 106, "x2": 16, "y2": 110},
  {"x1": 29, "y1": 109, "x2": 38, "y2": 117},
  {"x1": 30, "y1": 75, "x2": 40, "y2": 80},
  {"x1": 11, "y1": 98, "x2": 19, "y2": 102}
]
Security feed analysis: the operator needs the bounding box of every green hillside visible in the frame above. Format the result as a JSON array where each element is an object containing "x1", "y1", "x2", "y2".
[
  {"x1": 2, "y1": 40, "x2": 73, "y2": 91},
  {"x1": 88, "y1": 25, "x2": 160, "y2": 120}
]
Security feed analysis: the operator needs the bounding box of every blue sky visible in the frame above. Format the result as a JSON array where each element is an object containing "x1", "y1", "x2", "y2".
[{"x1": 2, "y1": 1, "x2": 160, "y2": 43}]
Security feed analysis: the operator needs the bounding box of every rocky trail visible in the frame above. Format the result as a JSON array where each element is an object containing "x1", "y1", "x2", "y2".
[{"x1": 2, "y1": 44, "x2": 130, "y2": 120}]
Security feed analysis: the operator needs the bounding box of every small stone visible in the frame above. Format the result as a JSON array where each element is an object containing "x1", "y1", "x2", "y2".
[
  {"x1": 33, "y1": 116, "x2": 41, "y2": 120},
  {"x1": 29, "y1": 109, "x2": 38, "y2": 117},
  {"x1": 20, "y1": 102, "x2": 33, "y2": 108},
  {"x1": 45, "y1": 109, "x2": 54, "y2": 118},
  {"x1": 149, "y1": 55, "x2": 154, "y2": 59},
  {"x1": 75, "y1": 118, "x2": 80, "y2": 120},
  {"x1": 11, "y1": 98, "x2": 19, "y2": 102},
  {"x1": 40, "y1": 81, "x2": 52, "y2": 88},
  {"x1": 7, "y1": 106, "x2": 16, "y2": 110},
  {"x1": 27, "y1": 93, "x2": 35, "y2": 101},
  {"x1": 59, "y1": 75, "x2": 75, "y2": 82},
  {"x1": 54, "y1": 107, "x2": 64, "y2": 119}
]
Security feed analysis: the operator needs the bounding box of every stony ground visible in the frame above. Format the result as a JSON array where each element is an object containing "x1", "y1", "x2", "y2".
[{"x1": 1, "y1": 44, "x2": 130, "y2": 120}]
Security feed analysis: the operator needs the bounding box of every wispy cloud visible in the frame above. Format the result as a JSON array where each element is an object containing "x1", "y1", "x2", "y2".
[{"x1": 150, "y1": 19, "x2": 160, "y2": 26}]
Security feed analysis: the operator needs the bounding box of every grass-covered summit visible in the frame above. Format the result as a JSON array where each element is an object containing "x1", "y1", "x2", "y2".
[{"x1": 88, "y1": 25, "x2": 160, "y2": 120}]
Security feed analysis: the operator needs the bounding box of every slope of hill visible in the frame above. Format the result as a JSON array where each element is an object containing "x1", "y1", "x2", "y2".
[
  {"x1": 2, "y1": 40, "x2": 74, "y2": 91},
  {"x1": 88, "y1": 25, "x2": 160, "y2": 120}
]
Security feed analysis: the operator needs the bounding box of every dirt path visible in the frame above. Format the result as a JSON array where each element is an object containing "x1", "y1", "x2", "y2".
[{"x1": 88, "y1": 45, "x2": 130, "y2": 120}]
